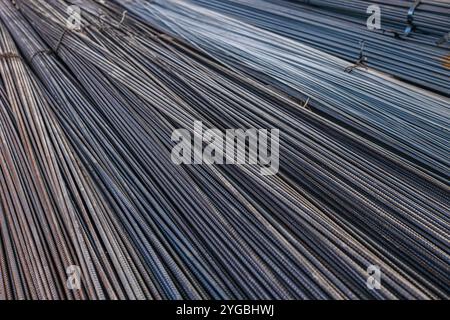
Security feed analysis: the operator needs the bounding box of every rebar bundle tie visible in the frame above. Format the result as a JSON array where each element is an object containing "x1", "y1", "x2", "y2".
[
  {"x1": 117, "y1": 10, "x2": 127, "y2": 28},
  {"x1": 344, "y1": 40, "x2": 368, "y2": 73},
  {"x1": 54, "y1": 28, "x2": 70, "y2": 53},
  {"x1": 29, "y1": 49, "x2": 52, "y2": 64},
  {"x1": 0, "y1": 52, "x2": 22, "y2": 60},
  {"x1": 405, "y1": 0, "x2": 421, "y2": 36}
]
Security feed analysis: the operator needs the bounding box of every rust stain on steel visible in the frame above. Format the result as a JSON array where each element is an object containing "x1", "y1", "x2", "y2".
[{"x1": 442, "y1": 54, "x2": 450, "y2": 69}]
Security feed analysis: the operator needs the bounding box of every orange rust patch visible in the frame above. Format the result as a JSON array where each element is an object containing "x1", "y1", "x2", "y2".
[{"x1": 442, "y1": 54, "x2": 450, "y2": 69}]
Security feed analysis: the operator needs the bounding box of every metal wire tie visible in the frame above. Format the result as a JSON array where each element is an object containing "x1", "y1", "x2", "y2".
[{"x1": 404, "y1": 0, "x2": 421, "y2": 36}]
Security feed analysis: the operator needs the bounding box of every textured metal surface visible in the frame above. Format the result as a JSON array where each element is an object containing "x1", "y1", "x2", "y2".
[
  {"x1": 295, "y1": 0, "x2": 450, "y2": 36},
  {"x1": 184, "y1": 0, "x2": 450, "y2": 95},
  {"x1": 121, "y1": 0, "x2": 450, "y2": 183},
  {"x1": 0, "y1": 0, "x2": 448, "y2": 300}
]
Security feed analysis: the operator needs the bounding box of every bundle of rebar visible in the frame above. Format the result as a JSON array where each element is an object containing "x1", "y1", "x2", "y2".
[
  {"x1": 120, "y1": 0, "x2": 450, "y2": 183},
  {"x1": 186, "y1": 0, "x2": 450, "y2": 95},
  {"x1": 0, "y1": 0, "x2": 448, "y2": 300},
  {"x1": 295, "y1": 0, "x2": 450, "y2": 37},
  {"x1": 0, "y1": 11, "x2": 156, "y2": 299}
]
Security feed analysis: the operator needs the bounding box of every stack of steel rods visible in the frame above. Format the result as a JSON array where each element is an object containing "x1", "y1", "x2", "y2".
[
  {"x1": 116, "y1": 0, "x2": 450, "y2": 183},
  {"x1": 187, "y1": 0, "x2": 450, "y2": 95},
  {"x1": 0, "y1": 13, "x2": 155, "y2": 300},
  {"x1": 295, "y1": 0, "x2": 450, "y2": 37},
  {"x1": 0, "y1": 0, "x2": 448, "y2": 299}
]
